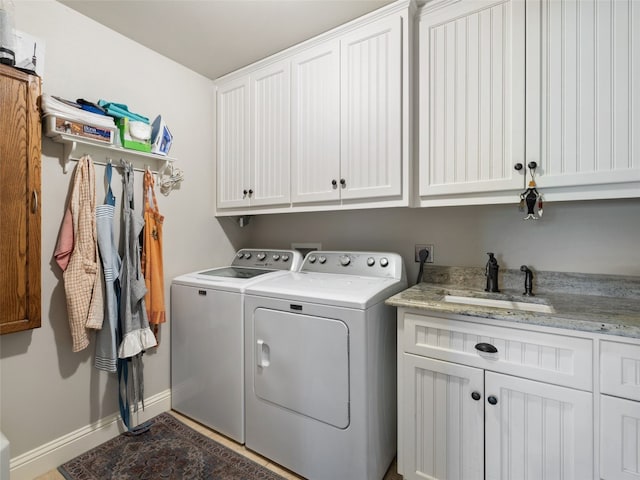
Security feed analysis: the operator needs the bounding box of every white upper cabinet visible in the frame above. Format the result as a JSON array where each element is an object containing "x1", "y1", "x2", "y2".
[
  {"x1": 250, "y1": 60, "x2": 291, "y2": 207},
  {"x1": 217, "y1": 76, "x2": 251, "y2": 209},
  {"x1": 417, "y1": 0, "x2": 526, "y2": 205},
  {"x1": 291, "y1": 40, "x2": 341, "y2": 204},
  {"x1": 214, "y1": 0, "x2": 413, "y2": 216},
  {"x1": 417, "y1": 0, "x2": 640, "y2": 206},
  {"x1": 340, "y1": 15, "x2": 403, "y2": 201},
  {"x1": 525, "y1": 0, "x2": 640, "y2": 200}
]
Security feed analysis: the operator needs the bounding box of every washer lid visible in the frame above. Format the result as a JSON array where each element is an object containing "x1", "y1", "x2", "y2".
[
  {"x1": 198, "y1": 266, "x2": 274, "y2": 279},
  {"x1": 245, "y1": 272, "x2": 407, "y2": 309}
]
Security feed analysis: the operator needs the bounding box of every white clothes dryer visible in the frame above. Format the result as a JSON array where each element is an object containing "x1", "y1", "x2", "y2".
[
  {"x1": 243, "y1": 251, "x2": 407, "y2": 480},
  {"x1": 170, "y1": 249, "x2": 302, "y2": 443}
]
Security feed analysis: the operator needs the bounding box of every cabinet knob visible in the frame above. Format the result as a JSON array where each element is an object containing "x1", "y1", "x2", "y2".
[
  {"x1": 471, "y1": 391, "x2": 481, "y2": 401},
  {"x1": 475, "y1": 342, "x2": 498, "y2": 354},
  {"x1": 243, "y1": 189, "x2": 248, "y2": 196},
  {"x1": 488, "y1": 395, "x2": 498, "y2": 405},
  {"x1": 340, "y1": 178, "x2": 346, "y2": 186},
  {"x1": 248, "y1": 189, "x2": 253, "y2": 196},
  {"x1": 332, "y1": 179, "x2": 338, "y2": 187},
  {"x1": 514, "y1": 163, "x2": 523, "y2": 171}
]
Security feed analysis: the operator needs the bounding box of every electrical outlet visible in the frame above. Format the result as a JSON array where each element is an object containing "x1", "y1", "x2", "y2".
[{"x1": 414, "y1": 244, "x2": 434, "y2": 263}]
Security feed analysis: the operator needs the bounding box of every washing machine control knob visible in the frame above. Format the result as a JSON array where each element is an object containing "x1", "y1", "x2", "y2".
[
  {"x1": 380, "y1": 257, "x2": 389, "y2": 267},
  {"x1": 308, "y1": 255, "x2": 317, "y2": 263},
  {"x1": 282, "y1": 254, "x2": 289, "y2": 262},
  {"x1": 244, "y1": 252, "x2": 252, "y2": 259},
  {"x1": 319, "y1": 256, "x2": 327, "y2": 264},
  {"x1": 257, "y1": 253, "x2": 266, "y2": 261},
  {"x1": 272, "y1": 254, "x2": 280, "y2": 261},
  {"x1": 367, "y1": 257, "x2": 375, "y2": 266},
  {"x1": 339, "y1": 255, "x2": 351, "y2": 266},
  {"x1": 237, "y1": 252, "x2": 244, "y2": 259}
]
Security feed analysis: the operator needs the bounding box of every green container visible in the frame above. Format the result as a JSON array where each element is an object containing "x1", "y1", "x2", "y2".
[{"x1": 118, "y1": 117, "x2": 151, "y2": 153}]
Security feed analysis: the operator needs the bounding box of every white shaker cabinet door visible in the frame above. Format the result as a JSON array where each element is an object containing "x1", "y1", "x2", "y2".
[
  {"x1": 250, "y1": 60, "x2": 291, "y2": 207},
  {"x1": 525, "y1": 0, "x2": 640, "y2": 198},
  {"x1": 418, "y1": 0, "x2": 526, "y2": 200},
  {"x1": 340, "y1": 14, "x2": 403, "y2": 201},
  {"x1": 601, "y1": 394, "x2": 640, "y2": 480},
  {"x1": 403, "y1": 354, "x2": 484, "y2": 480},
  {"x1": 291, "y1": 41, "x2": 341, "y2": 204},
  {"x1": 484, "y1": 372, "x2": 593, "y2": 480},
  {"x1": 217, "y1": 76, "x2": 251, "y2": 209}
]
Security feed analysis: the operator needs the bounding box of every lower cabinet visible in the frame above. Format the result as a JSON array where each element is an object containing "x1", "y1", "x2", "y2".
[{"x1": 403, "y1": 354, "x2": 593, "y2": 480}]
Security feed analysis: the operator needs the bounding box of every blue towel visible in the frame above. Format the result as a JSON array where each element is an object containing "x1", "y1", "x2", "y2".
[{"x1": 97, "y1": 100, "x2": 149, "y2": 124}]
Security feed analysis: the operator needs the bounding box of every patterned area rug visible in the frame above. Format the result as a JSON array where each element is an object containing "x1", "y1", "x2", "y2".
[{"x1": 58, "y1": 413, "x2": 285, "y2": 480}]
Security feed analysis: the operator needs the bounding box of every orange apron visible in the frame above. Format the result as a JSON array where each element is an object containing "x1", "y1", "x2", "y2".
[{"x1": 141, "y1": 169, "x2": 166, "y2": 342}]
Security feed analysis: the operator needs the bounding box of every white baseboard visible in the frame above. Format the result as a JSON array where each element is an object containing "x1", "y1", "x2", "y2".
[{"x1": 9, "y1": 389, "x2": 171, "y2": 480}]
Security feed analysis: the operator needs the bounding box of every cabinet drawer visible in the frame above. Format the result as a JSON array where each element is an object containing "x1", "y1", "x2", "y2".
[
  {"x1": 402, "y1": 313, "x2": 593, "y2": 391},
  {"x1": 601, "y1": 340, "x2": 640, "y2": 401}
]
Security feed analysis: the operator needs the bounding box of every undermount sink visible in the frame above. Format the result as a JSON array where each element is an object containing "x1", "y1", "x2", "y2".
[{"x1": 443, "y1": 295, "x2": 554, "y2": 313}]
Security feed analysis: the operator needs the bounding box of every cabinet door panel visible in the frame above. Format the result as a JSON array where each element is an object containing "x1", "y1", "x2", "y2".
[
  {"x1": 251, "y1": 61, "x2": 290, "y2": 206},
  {"x1": 217, "y1": 76, "x2": 251, "y2": 208},
  {"x1": 403, "y1": 354, "x2": 484, "y2": 480},
  {"x1": 526, "y1": 0, "x2": 640, "y2": 191},
  {"x1": 485, "y1": 372, "x2": 593, "y2": 480},
  {"x1": 419, "y1": 0, "x2": 525, "y2": 197},
  {"x1": 340, "y1": 15, "x2": 402, "y2": 200},
  {"x1": 291, "y1": 41, "x2": 340, "y2": 204},
  {"x1": 0, "y1": 66, "x2": 41, "y2": 334},
  {"x1": 601, "y1": 395, "x2": 640, "y2": 480}
]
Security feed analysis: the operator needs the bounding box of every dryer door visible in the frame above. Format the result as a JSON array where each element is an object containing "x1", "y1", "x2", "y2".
[{"x1": 253, "y1": 308, "x2": 349, "y2": 429}]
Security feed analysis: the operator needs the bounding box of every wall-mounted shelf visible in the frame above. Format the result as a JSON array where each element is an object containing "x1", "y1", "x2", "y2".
[{"x1": 49, "y1": 132, "x2": 177, "y2": 173}]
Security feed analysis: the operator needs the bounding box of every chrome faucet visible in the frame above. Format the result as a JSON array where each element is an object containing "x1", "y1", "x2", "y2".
[{"x1": 485, "y1": 252, "x2": 500, "y2": 293}]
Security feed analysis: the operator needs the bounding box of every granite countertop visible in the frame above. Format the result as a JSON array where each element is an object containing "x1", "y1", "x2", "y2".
[{"x1": 386, "y1": 266, "x2": 640, "y2": 339}]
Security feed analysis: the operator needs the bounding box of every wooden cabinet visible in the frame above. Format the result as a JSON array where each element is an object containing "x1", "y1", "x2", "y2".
[
  {"x1": 399, "y1": 312, "x2": 594, "y2": 480},
  {"x1": 0, "y1": 64, "x2": 41, "y2": 334},
  {"x1": 417, "y1": 0, "x2": 526, "y2": 205},
  {"x1": 215, "y1": 0, "x2": 412, "y2": 215}
]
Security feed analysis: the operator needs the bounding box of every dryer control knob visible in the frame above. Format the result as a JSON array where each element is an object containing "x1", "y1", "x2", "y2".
[
  {"x1": 282, "y1": 255, "x2": 289, "y2": 262},
  {"x1": 339, "y1": 255, "x2": 351, "y2": 266},
  {"x1": 308, "y1": 255, "x2": 317, "y2": 263},
  {"x1": 272, "y1": 254, "x2": 280, "y2": 261},
  {"x1": 367, "y1": 257, "x2": 375, "y2": 266},
  {"x1": 319, "y1": 256, "x2": 327, "y2": 264},
  {"x1": 257, "y1": 253, "x2": 266, "y2": 261},
  {"x1": 380, "y1": 257, "x2": 389, "y2": 267},
  {"x1": 237, "y1": 252, "x2": 244, "y2": 259},
  {"x1": 244, "y1": 252, "x2": 252, "y2": 259}
]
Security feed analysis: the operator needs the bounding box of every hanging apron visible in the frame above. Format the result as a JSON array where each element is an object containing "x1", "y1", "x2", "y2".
[
  {"x1": 141, "y1": 169, "x2": 166, "y2": 343},
  {"x1": 62, "y1": 155, "x2": 104, "y2": 352},
  {"x1": 95, "y1": 163, "x2": 121, "y2": 372}
]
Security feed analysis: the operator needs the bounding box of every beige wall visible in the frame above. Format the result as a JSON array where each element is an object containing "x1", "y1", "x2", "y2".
[
  {"x1": 0, "y1": 0, "x2": 243, "y2": 460},
  {"x1": 249, "y1": 199, "x2": 640, "y2": 284}
]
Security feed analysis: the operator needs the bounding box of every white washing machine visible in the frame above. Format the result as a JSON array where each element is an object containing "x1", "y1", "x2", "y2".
[
  {"x1": 243, "y1": 251, "x2": 407, "y2": 480},
  {"x1": 170, "y1": 248, "x2": 302, "y2": 443}
]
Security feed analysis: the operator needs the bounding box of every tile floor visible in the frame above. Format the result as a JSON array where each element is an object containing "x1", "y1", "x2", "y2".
[{"x1": 34, "y1": 410, "x2": 402, "y2": 480}]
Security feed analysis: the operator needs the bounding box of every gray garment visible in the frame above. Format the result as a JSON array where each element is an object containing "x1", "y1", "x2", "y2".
[
  {"x1": 118, "y1": 162, "x2": 157, "y2": 359},
  {"x1": 94, "y1": 198, "x2": 120, "y2": 372}
]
